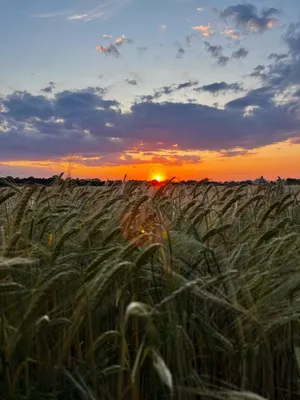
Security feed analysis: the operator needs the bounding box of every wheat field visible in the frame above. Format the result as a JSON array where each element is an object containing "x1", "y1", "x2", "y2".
[{"x1": 0, "y1": 178, "x2": 300, "y2": 400}]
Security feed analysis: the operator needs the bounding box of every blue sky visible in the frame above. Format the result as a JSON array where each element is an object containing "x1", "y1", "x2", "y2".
[{"x1": 0, "y1": 0, "x2": 299, "y2": 179}]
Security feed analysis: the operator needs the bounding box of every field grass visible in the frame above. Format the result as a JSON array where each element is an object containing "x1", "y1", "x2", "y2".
[{"x1": 0, "y1": 178, "x2": 300, "y2": 400}]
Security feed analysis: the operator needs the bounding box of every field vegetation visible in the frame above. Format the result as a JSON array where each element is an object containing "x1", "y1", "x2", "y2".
[{"x1": 0, "y1": 177, "x2": 300, "y2": 400}]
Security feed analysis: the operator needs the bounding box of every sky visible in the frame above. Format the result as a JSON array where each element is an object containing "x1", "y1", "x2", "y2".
[{"x1": 0, "y1": 0, "x2": 299, "y2": 181}]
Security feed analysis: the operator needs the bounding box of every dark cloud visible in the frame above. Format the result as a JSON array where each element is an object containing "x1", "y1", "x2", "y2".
[
  {"x1": 220, "y1": 150, "x2": 254, "y2": 157},
  {"x1": 231, "y1": 47, "x2": 249, "y2": 60},
  {"x1": 268, "y1": 53, "x2": 288, "y2": 62},
  {"x1": 250, "y1": 21, "x2": 300, "y2": 88},
  {"x1": 204, "y1": 42, "x2": 230, "y2": 66},
  {"x1": 1, "y1": 83, "x2": 299, "y2": 162},
  {"x1": 220, "y1": 3, "x2": 280, "y2": 33},
  {"x1": 249, "y1": 65, "x2": 266, "y2": 78},
  {"x1": 137, "y1": 81, "x2": 199, "y2": 102},
  {"x1": 176, "y1": 48, "x2": 185, "y2": 59},
  {"x1": 126, "y1": 79, "x2": 138, "y2": 86},
  {"x1": 196, "y1": 81, "x2": 243, "y2": 94},
  {"x1": 225, "y1": 86, "x2": 274, "y2": 109},
  {"x1": 218, "y1": 55, "x2": 230, "y2": 67},
  {"x1": 41, "y1": 81, "x2": 55, "y2": 94}
]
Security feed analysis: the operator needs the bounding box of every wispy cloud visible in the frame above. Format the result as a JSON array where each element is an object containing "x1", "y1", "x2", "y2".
[
  {"x1": 176, "y1": 48, "x2": 186, "y2": 59},
  {"x1": 195, "y1": 81, "x2": 243, "y2": 94},
  {"x1": 32, "y1": 0, "x2": 131, "y2": 22},
  {"x1": 96, "y1": 34, "x2": 132, "y2": 57},
  {"x1": 186, "y1": 33, "x2": 196, "y2": 46},
  {"x1": 115, "y1": 34, "x2": 127, "y2": 45},
  {"x1": 137, "y1": 46, "x2": 147, "y2": 55},
  {"x1": 197, "y1": 7, "x2": 204, "y2": 12},
  {"x1": 67, "y1": 14, "x2": 89, "y2": 21},
  {"x1": 103, "y1": 34, "x2": 112, "y2": 39},
  {"x1": 223, "y1": 28, "x2": 240, "y2": 40},
  {"x1": 159, "y1": 24, "x2": 167, "y2": 31},
  {"x1": 31, "y1": 10, "x2": 70, "y2": 19},
  {"x1": 204, "y1": 42, "x2": 230, "y2": 66},
  {"x1": 192, "y1": 24, "x2": 213, "y2": 37},
  {"x1": 96, "y1": 44, "x2": 121, "y2": 57},
  {"x1": 232, "y1": 47, "x2": 249, "y2": 60},
  {"x1": 125, "y1": 79, "x2": 138, "y2": 86}
]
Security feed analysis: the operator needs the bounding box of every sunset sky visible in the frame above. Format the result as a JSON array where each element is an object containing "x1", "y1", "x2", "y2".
[{"x1": 0, "y1": 0, "x2": 299, "y2": 181}]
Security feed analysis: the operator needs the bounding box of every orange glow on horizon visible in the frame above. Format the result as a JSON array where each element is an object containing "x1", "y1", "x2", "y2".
[{"x1": 0, "y1": 141, "x2": 299, "y2": 182}]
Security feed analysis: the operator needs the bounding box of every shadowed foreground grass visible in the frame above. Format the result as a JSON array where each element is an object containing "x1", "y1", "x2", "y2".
[{"x1": 0, "y1": 178, "x2": 300, "y2": 399}]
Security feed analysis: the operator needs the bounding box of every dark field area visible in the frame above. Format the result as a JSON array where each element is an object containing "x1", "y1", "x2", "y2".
[{"x1": 0, "y1": 179, "x2": 300, "y2": 399}]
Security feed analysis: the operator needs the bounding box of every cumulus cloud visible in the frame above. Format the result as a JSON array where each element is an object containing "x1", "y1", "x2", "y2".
[
  {"x1": 196, "y1": 81, "x2": 243, "y2": 94},
  {"x1": 231, "y1": 47, "x2": 249, "y2": 60},
  {"x1": 192, "y1": 24, "x2": 213, "y2": 37},
  {"x1": 204, "y1": 42, "x2": 230, "y2": 66},
  {"x1": 220, "y1": 3, "x2": 280, "y2": 33}
]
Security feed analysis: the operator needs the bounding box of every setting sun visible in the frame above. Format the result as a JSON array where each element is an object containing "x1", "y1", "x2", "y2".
[{"x1": 153, "y1": 174, "x2": 164, "y2": 182}]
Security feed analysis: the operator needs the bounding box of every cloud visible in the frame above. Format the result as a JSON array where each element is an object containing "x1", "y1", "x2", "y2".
[
  {"x1": 1, "y1": 84, "x2": 299, "y2": 163},
  {"x1": 186, "y1": 33, "x2": 196, "y2": 46},
  {"x1": 176, "y1": 48, "x2": 186, "y2": 59},
  {"x1": 225, "y1": 86, "x2": 274, "y2": 109},
  {"x1": 197, "y1": 7, "x2": 204, "y2": 12},
  {"x1": 196, "y1": 81, "x2": 243, "y2": 94},
  {"x1": 96, "y1": 34, "x2": 132, "y2": 57},
  {"x1": 159, "y1": 24, "x2": 167, "y2": 30},
  {"x1": 218, "y1": 56, "x2": 230, "y2": 67},
  {"x1": 126, "y1": 79, "x2": 138, "y2": 86},
  {"x1": 223, "y1": 28, "x2": 240, "y2": 40},
  {"x1": 41, "y1": 81, "x2": 56, "y2": 94},
  {"x1": 220, "y1": 150, "x2": 253, "y2": 157},
  {"x1": 115, "y1": 34, "x2": 127, "y2": 45},
  {"x1": 67, "y1": 14, "x2": 89, "y2": 21},
  {"x1": 231, "y1": 47, "x2": 249, "y2": 60},
  {"x1": 192, "y1": 24, "x2": 213, "y2": 37},
  {"x1": 103, "y1": 34, "x2": 112, "y2": 39},
  {"x1": 138, "y1": 80, "x2": 199, "y2": 102},
  {"x1": 249, "y1": 21, "x2": 300, "y2": 88},
  {"x1": 204, "y1": 42, "x2": 230, "y2": 66},
  {"x1": 96, "y1": 44, "x2": 121, "y2": 57},
  {"x1": 249, "y1": 64, "x2": 266, "y2": 78},
  {"x1": 31, "y1": 11, "x2": 70, "y2": 19},
  {"x1": 220, "y1": 3, "x2": 280, "y2": 33}
]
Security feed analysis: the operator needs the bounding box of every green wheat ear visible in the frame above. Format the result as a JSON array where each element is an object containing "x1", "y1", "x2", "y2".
[{"x1": 0, "y1": 180, "x2": 299, "y2": 399}]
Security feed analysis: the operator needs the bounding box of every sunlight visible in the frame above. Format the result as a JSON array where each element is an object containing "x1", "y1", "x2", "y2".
[{"x1": 152, "y1": 174, "x2": 164, "y2": 182}]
